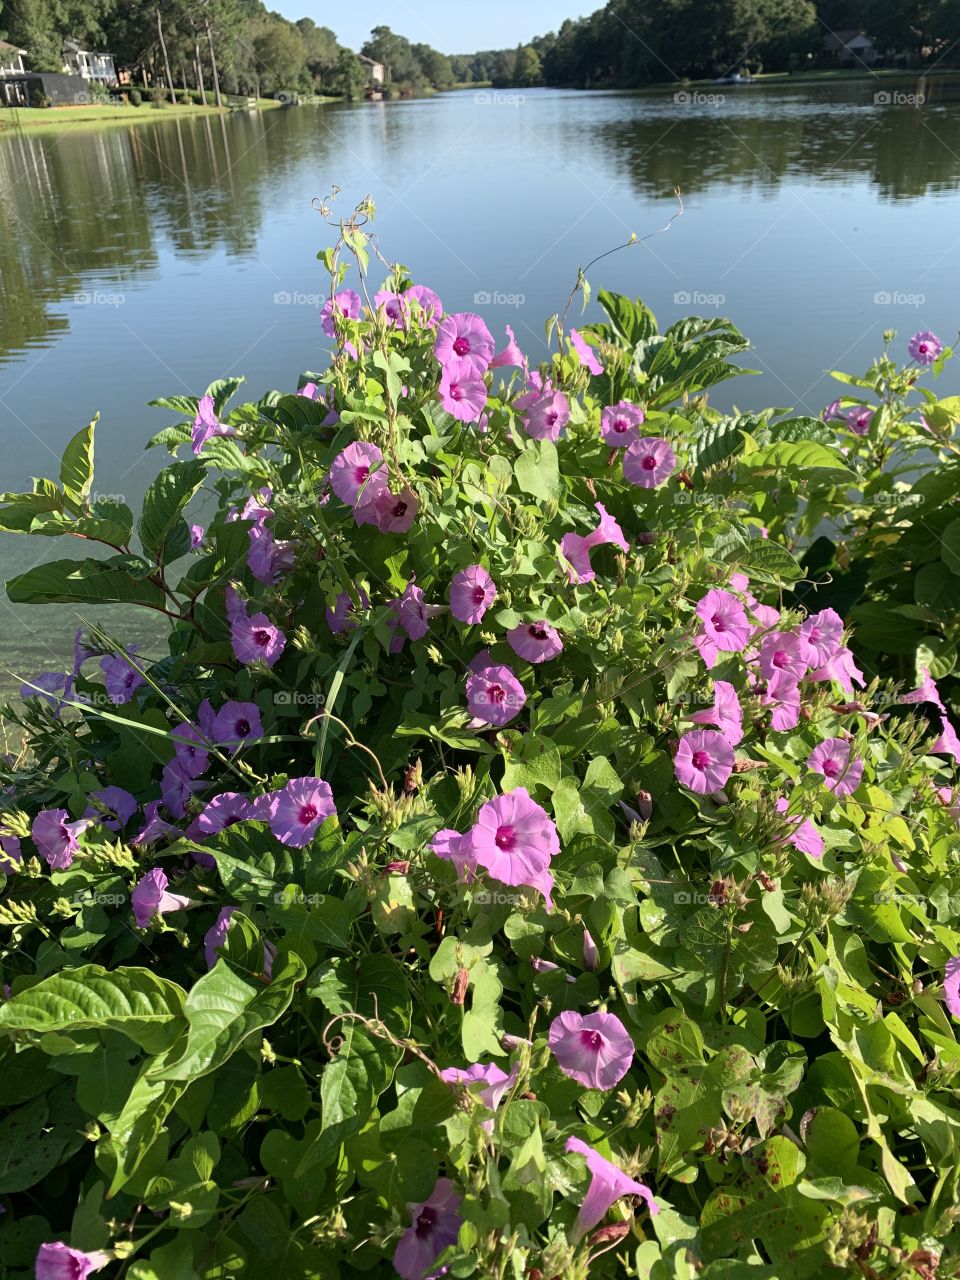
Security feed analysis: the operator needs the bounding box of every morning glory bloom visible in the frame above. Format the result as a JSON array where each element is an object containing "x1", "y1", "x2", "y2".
[
  {"x1": 693, "y1": 589, "x2": 752, "y2": 668},
  {"x1": 204, "y1": 906, "x2": 236, "y2": 969},
  {"x1": 565, "y1": 1136, "x2": 658, "y2": 1241},
  {"x1": 130, "y1": 800, "x2": 176, "y2": 847},
  {"x1": 559, "y1": 503, "x2": 629, "y2": 584},
  {"x1": 160, "y1": 760, "x2": 205, "y2": 821},
  {"x1": 689, "y1": 679, "x2": 744, "y2": 746},
  {"x1": 569, "y1": 327, "x2": 604, "y2": 375},
  {"x1": 373, "y1": 485, "x2": 419, "y2": 534},
  {"x1": 186, "y1": 792, "x2": 254, "y2": 841},
  {"x1": 759, "y1": 632, "x2": 811, "y2": 683},
  {"x1": 434, "y1": 311, "x2": 495, "y2": 379},
  {"x1": 799, "y1": 608, "x2": 844, "y2": 667},
  {"x1": 523, "y1": 389, "x2": 570, "y2": 442},
  {"x1": 0, "y1": 832, "x2": 22, "y2": 875},
  {"x1": 600, "y1": 401, "x2": 645, "y2": 447},
  {"x1": 449, "y1": 565, "x2": 497, "y2": 624},
  {"x1": 507, "y1": 620, "x2": 563, "y2": 664},
  {"x1": 944, "y1": 956, "x2": 960, "y2": 1017},
  {"x1": 392, "y1": 1178, "x2": 463, "y2": 1280},
  {"x1": 762, "y1": 671, "x2": 802, "y2": 732},
  {"x1": 325, "y1": 588, "x2": 370, "y2": 635},
  {"x1": 100, "y1": 650, "x2": 145, "y2": 704},
  {"x1": 775, "y1": 797, "x2": 824, "y2": 859},
  {"x1": 406, "y1": 284, "x2": 443, "y2": 326},
  {"x1": 247, "y1": 524, "x2": 295, "y2": 585},
  {"x1": 211, "y1": 700, "x2": 263, "y2": 746},
  {"x1": 19, "y1": 671, "x2": 71, "y2": 713},
  {"x1": 256, "y1": 776, "x2": 336, "y2": 848},
  {"x1": 131, "y1": 868, "x2": 191, "y2": 928},
  {"x1": 171, "y1": 721, "x2": 210, "y2": 779},
  {"x1": 623, "y1": 438, "x2": 676, "y2": 488},
  {"x1": 490, "y1": 324, "x2": 525, "y2": 369},
  {"x1": 230, "y1": 611, "x2": 286, "y2": 668},
  {"x1": 908, "y1": 330, "x2": 943, "y2": 365},
  {"x1": 466, "y1": 663, "x2": 526, "y2": 727},
  {"x1": 548, "y1": 1009, "x2": 635, "y2": 1090},
  {"x1": 464, "y1": 787, "x2": 559, "y2": 908},
  {"x1": 438, "y1": 371, "x2": 488, "y2": 422},
  {"x1": 84, "y1": 786, "x2": 137, "y2": 831},
  {"x1": 674, "y1": 729, "x2": 735, "y2": 794},
  {"x1": 392, "y1": 580, "x2": 444, "y2": 642},
  {"x1": 192, "y1": 394, "x2": 236, "y2": 454},
  {"x1": 34, "y1": 1242, "x2": 111, "y2": 1280},
  {"x1": 320, "y1": 288, "x2": 362, "y2": 338},
  {"x1": 845, "y1": 406, "x2": 874, "y2": 435},
  {"x1": 329, "y1": 441, "x2": 387, "y2": 508},
  {"x1": 440, "y1": 1061, "x2": 518, "y2": 1131},
  {"x1": 374, "y1": 289, "x2": 408, "y2": 327},
  {"x1": 807, "y1": 737, "x2": 863, "y2": 796},
  {"x1": 31, "y1": 809, "x2": 91, "y2": 870}
]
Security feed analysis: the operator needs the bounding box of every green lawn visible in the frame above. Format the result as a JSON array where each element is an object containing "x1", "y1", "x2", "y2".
[{"x1": 0, "y1": 96, "x2": 289, "y2": 138}]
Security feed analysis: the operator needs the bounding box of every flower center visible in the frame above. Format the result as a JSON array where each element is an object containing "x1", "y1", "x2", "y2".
[
  {"x1": 489, "y1": 684, "x2": 505, "y2": 704},
  {"x1": 822, "y1": 758, "x2": 841, "y2": 778},
  {"x1": 530, "y1": 625, "x2": 547, "y2": 640},
  {"x1": 711, "y1": 613, "x2": 726, "y2": 632},
  {"x1": 354, "y1": 465, "x2": 369, "y2": 483},
  {"x1": 546, "y1": 411, "x2": 559, "y2": 426},
  {"x1": 471, "y1": 586, "x2": 486, "y2": 604},
  {"x1": 614, "y1": 418, "x2": 628, "y2": 432},
  {"x1": 236, "y1": 719, "x2": 251, "y2": 737},
  {"x1": 580, "y1": 1029, "x2": 604, "y2": 1052},
  {"x1": 494, "y1": 824, "x2": 515, "y2": 851},
  {"x1": 392, "y1": 501, "x2": 407, "y2": 518},
  {"x1": 298, "y1": 804, "x2": 318, "y2": 825},
  {"x1": 692, "y1": 750, "x2": 710, "y2": 770},
  {"x1": 450, "y1": 383, "x2": 465, "y2": 401},
  {"x1": 253, "y1": 630, "x2": 271, "y2": 648},
  {"x1": 453, "y1": 336, "x2": 471, "y2": 357},
  {"x1": 641, "y1": 453, "x2": 656, "y2": 470},
  {"x1": 415, "y1": 1207, "x2": 437, "y2": 1238},
  {"x1": 773, "y1": 649, "x2": 789, "y2": 668}
]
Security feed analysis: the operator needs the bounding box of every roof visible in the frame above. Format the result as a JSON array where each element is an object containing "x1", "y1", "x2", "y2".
[
  {"x1": 0, "y1": 40, "x2": 27, "y2": 54},
  {"x1": 823, "y1": 30, "x2": 876, "y2": 50},
  {"x1": 62, "y1": 39, "x2": 114, "y2": 56},
  {"x1": 357, "y1": 54, "x2": 384, "y2": 67}
]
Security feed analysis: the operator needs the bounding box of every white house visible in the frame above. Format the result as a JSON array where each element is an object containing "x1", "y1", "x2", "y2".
[
  {"x1": 358, "y1": 54, "x2": 386, "y2": 86},
  {"x1": 822, "y1": 31, "x2": 878, "y2": 66},
  {"x1": 0, "y1": 40, "x2": 28, "y2": 78},
  {"x1": 63, "y1": 39, "x2": 118, "y2": 86}
]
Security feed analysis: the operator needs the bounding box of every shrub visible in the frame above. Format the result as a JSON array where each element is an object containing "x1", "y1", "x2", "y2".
[
  {"x1": 149, "y1": 86, "x2": 168, "y2": 107},
  {"x1": 128, "y1": 88, "x2": 142, "y2": 107},
  {"x1": 0, "y1": 197, "x2": 958, "y2": 1277}
]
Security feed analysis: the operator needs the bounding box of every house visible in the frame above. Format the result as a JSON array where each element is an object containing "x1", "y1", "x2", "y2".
[
  {"x1": 0, "y1": 40, "x2": 28, "y2": 78},
  {"x1": 822, "y1": 30, "x2": 878, "y2": 67},
  {"x1": 0, "y1": 41, "x2": 30, "y2": 105},
  {"x1": 358, "y1": 54, "x2": 386, "y2": 86},
  {"x1": 63, "y1": 39, "x2": 118, "y2": 86}
]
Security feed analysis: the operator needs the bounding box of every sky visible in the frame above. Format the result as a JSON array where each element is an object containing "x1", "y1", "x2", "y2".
[{"x1": 268, "y1": 1, "x2": 594, "y2": 55}]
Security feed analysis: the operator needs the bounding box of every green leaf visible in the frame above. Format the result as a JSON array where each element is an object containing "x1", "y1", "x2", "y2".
[
  {"x1": 148, "y1": 952, "x2": 305, "y2": 1082},
  {"x1": 724, "y1": 539, "x2": 803, "y2": 584},
  {"x1": 60, "y1": 416, "x2": 97, "y2": 510},
  {"x1": 0, "y1": 967, "x2": 186, "y2": 1054},
  {"x1": 941, "y1": 518, "x2": 960, "y2": 577},
  {"x1": 515, "y1": 440, "x2": 560, "y2": 503},
  {"x1": 7, "y1": 556, "x2": 167, "y2": 609},
  {"x1": 138, "y1": 461, "x2": 206, "y2": 561}
]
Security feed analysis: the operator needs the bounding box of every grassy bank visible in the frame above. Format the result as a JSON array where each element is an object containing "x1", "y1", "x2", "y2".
[{"x1": 0, "y1": 96, "x2": 288, "y2": 138}]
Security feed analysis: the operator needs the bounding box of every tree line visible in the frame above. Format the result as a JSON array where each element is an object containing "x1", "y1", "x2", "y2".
[
  {"x1": 0, "y1": 6, "x2": 461, "y2": 102},
  {"x1": 454, "y1": 1, "x2": 960, "y2": 88}
]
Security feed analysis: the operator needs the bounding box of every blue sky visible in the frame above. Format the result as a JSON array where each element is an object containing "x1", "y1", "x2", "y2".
[{"x1": 269, "y1": 1, "x2": 593, "y2": 55}]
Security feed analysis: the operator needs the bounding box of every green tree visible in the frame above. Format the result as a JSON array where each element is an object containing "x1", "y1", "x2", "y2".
[
  {"x1": 515, "y1": 44, "x2": 542, "y2": 85},
  {"x1": 331, "y1": 45, "x2": 364, "y2": 99},
  {"x1": 250, "y1": 16, "x2": 306, "y2": 94},
  {"x1": 5, "y1": 0, "x2": 62, "y2": 69},
  {"x1": 362, "y1": 25, "x2": 421, "y2": 84},
  {"x1": 411, "y1": 42, "x2": 454, "y2": 88}
]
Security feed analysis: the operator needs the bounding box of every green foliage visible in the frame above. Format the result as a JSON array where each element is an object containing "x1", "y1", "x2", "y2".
[{"x1": 0, "y1": 198, "x2": 958, "y2": 1278}]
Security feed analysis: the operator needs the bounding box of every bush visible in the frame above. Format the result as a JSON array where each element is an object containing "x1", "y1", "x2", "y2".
[
  {"x1": 149, "y1": 86, "x2": 168, "y2": 107},
  {"x1": 128, "y1": 88, "x2": 142, "y2": 106},
  {"x1": 0, "y1": 197, "x2": 958, "y2": 1277}
]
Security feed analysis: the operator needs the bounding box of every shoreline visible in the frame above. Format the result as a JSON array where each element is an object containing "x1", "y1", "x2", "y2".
[{"x1": 0, "y1": 95, "x2": 298, "y2": 139}]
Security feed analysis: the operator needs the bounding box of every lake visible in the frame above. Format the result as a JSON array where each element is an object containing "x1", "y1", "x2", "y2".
[{"x1": 0, "y1": 79, "x2": 958, "y2": 686}]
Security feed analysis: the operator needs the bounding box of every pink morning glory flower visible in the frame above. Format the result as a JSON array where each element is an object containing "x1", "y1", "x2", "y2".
[
  {"x1": 171, "y1": 721, "x2": 210, "y2": 779},
  {"x1": 393, "y1": 1178, "x2": 463, "y2": 1280},
  {"x1": 231, "y1": 611, "x2": 285, "y2": 668},
  {"x1": 247, "y1": 524, "x2": 295, "y2": 585},
  {"x1": 901, "y1": 666, "x2": 946, "y2": 712},
  {"x1": 845, "y1": 406, "x2": 874, "y2": 435},
  {"x1": 507, "y1": 620, "x2": 563, "y2": 664},
  {"x1": 807, "y1": 737, "x2": 864, "y2": 796},
  {"x1": 674, "y1": 729, "x2": 735, "y2": 794},
  {"x1": 326, "y1": 588, "x2": 370, "y2": 635},
  {"x1": 186, "y1": 792, "x2": 254, "y2": 841},
  {"x1": 130, "y1": 800, "x2": 176, "y2": 847},
  {"x1": 523, "y1": 389, "x2": 570, "y2": 442},
  {"x1": 100, "y1": 650, "x2": 145, "y2": 704},
  {"x1": 450, "y1": 565, "x2": 497, "y2": 624},
  {"x1": 759, "y1": 632, "x2": 811, "y2": 682},
  {"x1": 466, "y1": 663, "x2": 526, "y2": 727},
  {"x1": 393, "y1": 581, "x2": 443, "y2": 642},
  {"x1": 600, "y1": 401, "x2": 645, "y2": 447},
  {"x1": 806, "y1": 645, "x2": 865, "y2": 695},
  {"x1": 775, "y1": 797, "x2": 824, "y2": 859},
  {"x1": 434, "y1": 312, "x2": 495, "y2": 379},
  {"x1": 623, "y1": 437, "x2": 676, "y2": 488},
  {"x1": 131, "y1": 868, "x2": 192, "y2": 928},
  {"x1": 937, "y1": 786, "x2": 960, "y2": 826},
  {"x1": 932, "y1": 715, "x2": 960, "y2": 763},
  {"x1": 34, "y1": 1243, "x2": 111, "y2": 1280},
  {"x1": 465, "y1": 787, "x2": 560, "y2": 907},
  {"x1": 695, "y1": 589, "x2": 752, "y2": 663},
  {"x1": 190, "y1": 524, "x2": 206, "y2": 549},
  {"x1": 211, "y1": 700, "x2": 263, "y2": 746},
  {"x1": 689, "y1": 680, "x2": 744, "y2": 746},
  {"x1": 490, "y1": 324, "x2": 525, "y2": 369},
  {"x1": 583, "y1": 928, "x2": 600, "y2": 972},
  {"x1": 569, "y1": 327, "x2": 604, "y2": 375},
  {"x1": 944, "y1": 956, "x2": 960, "y2": 1017},
  {"x1": 559, "y1": 503, "x2": 629, "y2": 585},
  {"x1": 909, "y1": 330, "x2": 943, "y2": 365},
  {"x1": 160, "y1": 762, "x2": 204, "y2": 822},
  {"x1": 565, "y1": 1136, "x2": 658, "y2": 1241},
  {"x1": 440, "y1": 1061, "x2": 518, "y2": 1131},
  {"x1": 406, "y1": 284, "x2": 443, "y2": 326},
  {"x1": 762, "y1": 671, "x2": 802, "y2": 732},
  {"x1": 192, "y1": 394, "x2": 236, "y2": 454},
  {"x1": 255, "y1": 776, "x2": 336, "y2": 848},
  {"x1": 320, "y1": 288, "x2": 362, "y2": 339},
  {"x1": 373, "y1": 486, "x2": 419, "y2": 533},
  {"x1": 822, "y1": 399, "x2": 844, "y2": 422},
  {"x1": 799, "y1": 608, "x2": 844, "y2": 667},
  {"x1": 32, "y1": 809, "x2": 91, "y2": 870},
  {"x1": 328, "y1": 441, "x2": 387, "y2": 508},
  {"x1": 548, "y1": 1009, "x2": 635, "y2": 1090},
  {"x1": 428, "y1": 827, "x2": 478, "y2": 883},
  {"x1": 439, "y1": 370, "x2": 488, "y2": 422},
  {"x1": 204, "y1": 906, "x2": 236, "y2": 969},
  {"x1": 0, "y1": 832, "x2": 21, "y2": 876},
  {"x1": 374, "y1": 289, "x2": 408, "y2": 327},
  {"x1": 84, "y1": 786, "x2": 137, "y2": 832},
  {"x1": 297, "y1": 381, "x2": 319, "y2": 399}
]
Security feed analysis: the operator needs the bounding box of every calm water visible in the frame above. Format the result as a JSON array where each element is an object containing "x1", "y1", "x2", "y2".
[{"x1": 0, "y1": 80, "x2": 958, "y2": 683}]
